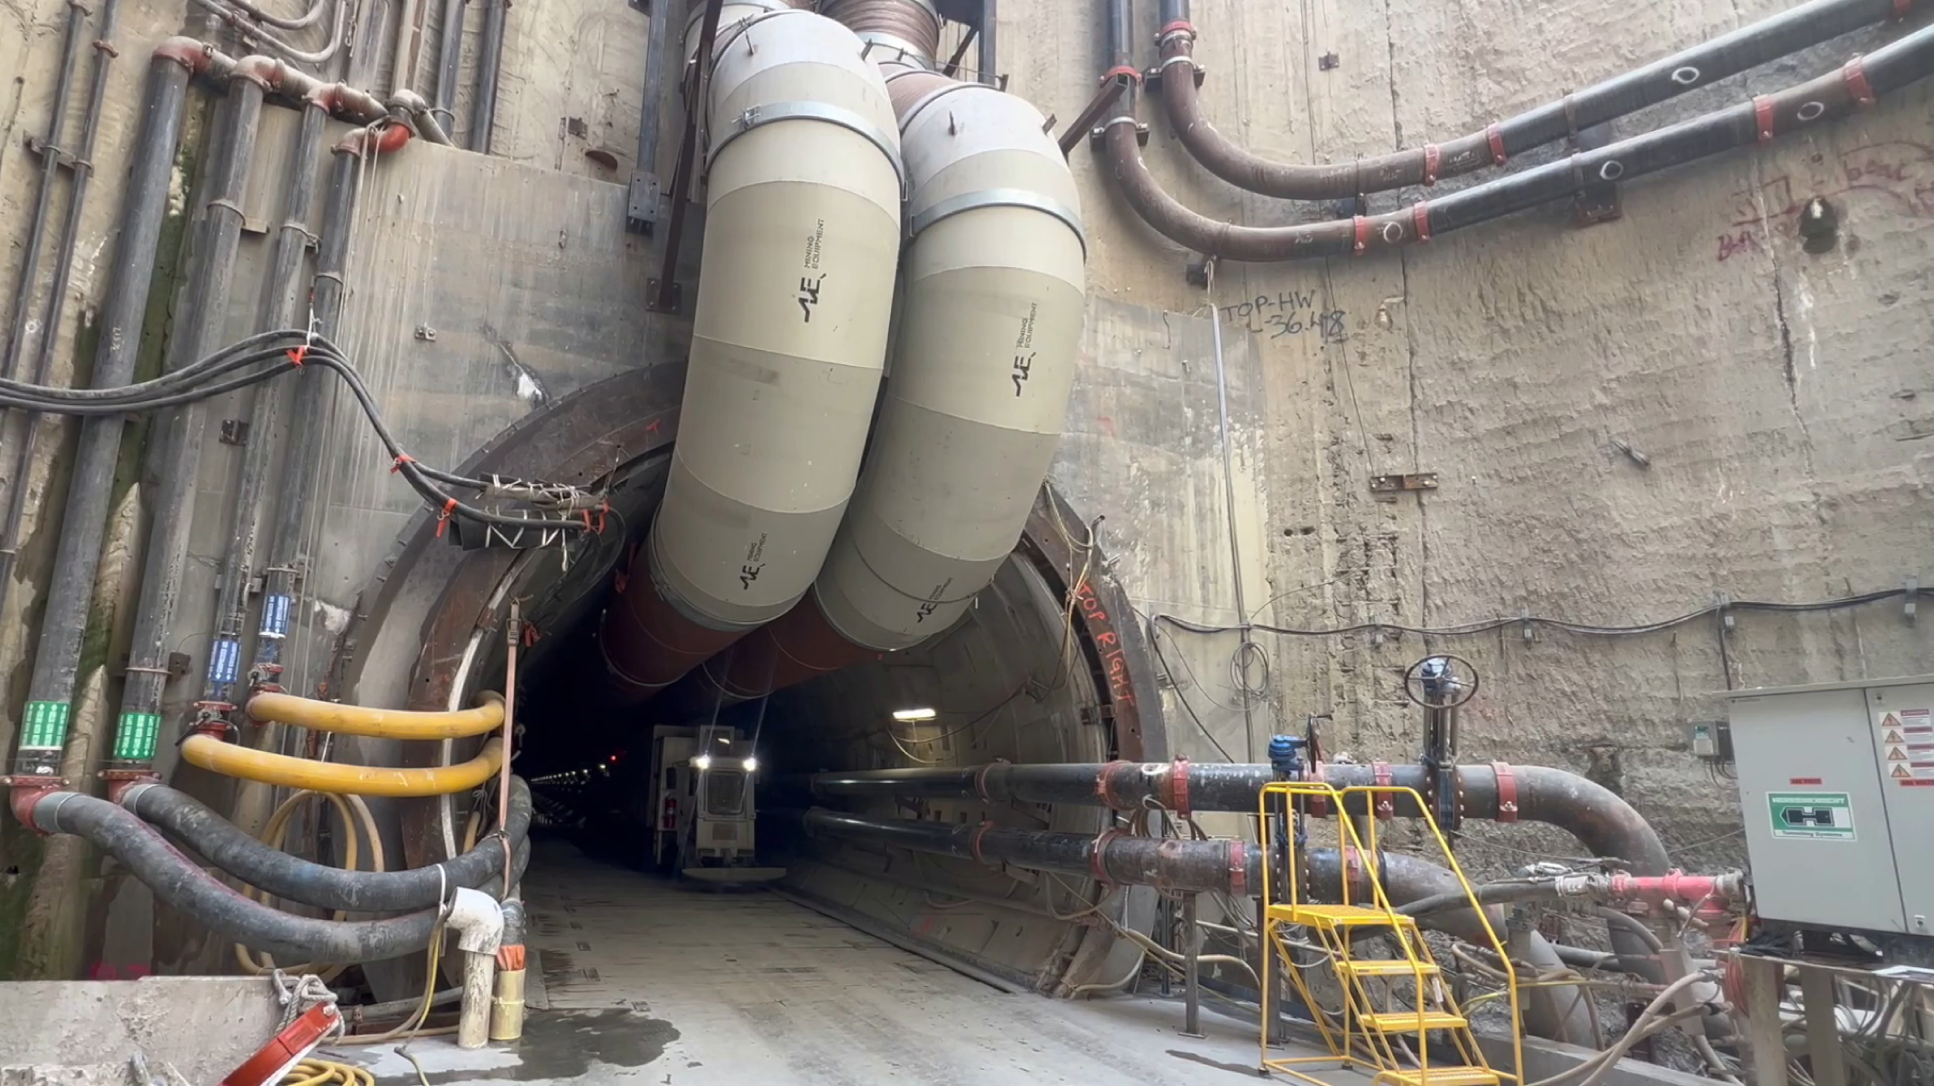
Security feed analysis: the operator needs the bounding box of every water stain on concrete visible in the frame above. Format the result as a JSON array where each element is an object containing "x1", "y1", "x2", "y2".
[
  {"x1": 1165, "y1": 1048, "x2": 1262, "y2": 1077},
  {"x1": 418, "y1": 1010, "x2": 678, "y2": 1083}
]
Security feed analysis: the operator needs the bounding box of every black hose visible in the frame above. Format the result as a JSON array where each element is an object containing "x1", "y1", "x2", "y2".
[
  {"x1": 121, "y1": 777, "x2": 532, "y2": 912},
  {"x1": 1398, "y1": 880, "x2": 1563, "y2": 918},
  {"x1": 35, "y1": 791, "x2": 529, "y2": 961}
]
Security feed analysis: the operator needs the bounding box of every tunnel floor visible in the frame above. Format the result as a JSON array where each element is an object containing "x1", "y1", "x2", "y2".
[{"x1": 325, "y1": 839, "x2": 1358, "y2": 1085}]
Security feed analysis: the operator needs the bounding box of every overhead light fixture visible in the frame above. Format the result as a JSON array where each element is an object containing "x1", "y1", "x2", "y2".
[
  {"x1": 742, "y1": 756, "x2": 759, "y2": 772},
  {"x1": 693, "y1": 754, "x2": 713, "y2": 771},
  {"x1": 892, "y1": 707, "x2": 937, "y2": 722}
]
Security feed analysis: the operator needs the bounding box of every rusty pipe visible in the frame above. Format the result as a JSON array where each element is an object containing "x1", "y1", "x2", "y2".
[
  {"x1": 1154, "y1": 0, "x2": 1914, "y2": 201},
  {"x1": 1105, "y1": 23, "x2": 1934, "y2": 262}
]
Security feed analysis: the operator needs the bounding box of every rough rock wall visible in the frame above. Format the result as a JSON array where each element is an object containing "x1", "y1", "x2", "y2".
[{"x1": 1025, "y1": 0, "x2": 1934, "y2": 871}]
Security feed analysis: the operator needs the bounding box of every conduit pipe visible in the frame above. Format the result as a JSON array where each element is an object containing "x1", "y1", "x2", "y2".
[
  {"x1": 1153, "y1": 0, "x2": 1916, "y2": 201},
  {"x1": 678, "y1": 2, "x2": 1089, "y2": 703},
  {"x1": 119, "y1": 778, "x2": 531, "y2": 911},
  {"x1": 246, "y1": 692, "x2": 505, "y2": 739},
  {"x1": 242, "y1": 124, "x2": 365, "y2": 702},
  {"x1": 471, "y1": 0, "x2": 506, "y2": 151},
  {"x1": 109, "y1": 59, "x2": 269, "y2": 774},
  {"x1": 1104, "y1": 13, "x2": 1934, "y2": 262},
  {"x1": 599, "y1": 5, "x2": 902, "y2": 699},
  {"x1": 0, "y1": 0, "x2": 121, "y2": 627},
  {"x1": 180, "y1": 736, "x2": 503, "y2": 796},
  {"x1": 27, "y1": 791, "x2": 527, "y2": 961},
  {"x1": 431, "y1": 0, "x2": 465, "y2": 132},
  {"x1": 198, "y1": 84, "x2": 331, "y2": 738},
  {"x1": 9, "y1": 39, "x2": 207, "y2": 792}
]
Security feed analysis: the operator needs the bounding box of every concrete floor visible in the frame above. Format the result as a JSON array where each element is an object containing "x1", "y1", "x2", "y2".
[{"x1": 323, "y1": 841, "x2": 1357, "y2": 1085}]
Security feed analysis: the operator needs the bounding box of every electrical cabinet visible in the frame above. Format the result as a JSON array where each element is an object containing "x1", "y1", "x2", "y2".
[{"x1": 1727, "y1": 676, "x2": 1934, "y2": 942}]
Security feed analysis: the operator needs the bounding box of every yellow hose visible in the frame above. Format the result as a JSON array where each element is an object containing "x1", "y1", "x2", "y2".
[
  {"x1": 182, "y1": 736, "x2": 504, "y2": 796},
  {"x1": 246, "y1": 691, "x2": 504, "y2": 740},
  {"x1": 283, "y1": 1059, "x2": 375, "y2": 1085}
]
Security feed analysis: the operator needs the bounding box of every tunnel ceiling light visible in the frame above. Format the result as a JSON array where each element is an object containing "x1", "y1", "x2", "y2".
[
  {"x1": 693, "y1": 754, "x2": 713, "y2": 771},
  {"x1": 892, "y1": 708, "x2": 937, "y2": 722}
]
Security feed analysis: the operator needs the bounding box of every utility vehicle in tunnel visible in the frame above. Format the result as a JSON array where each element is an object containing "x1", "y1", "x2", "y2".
[{"x1": 4, "y1": 0, "x2": 1933, "y2": 1082}]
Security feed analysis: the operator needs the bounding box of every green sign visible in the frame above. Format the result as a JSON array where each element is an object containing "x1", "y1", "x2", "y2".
[
  {"x1": 113, "y1": 712, "x2": 163, "y2": 762},
  {"x1": 1767, "y1": 791, "x2": 1855, "y2": 841},
  {"x1": 19, "y1": 700, "x2": 70, "y2": 751}
]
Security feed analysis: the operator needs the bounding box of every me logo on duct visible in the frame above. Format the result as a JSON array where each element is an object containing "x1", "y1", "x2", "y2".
[{"x1": 797, "y1": 276, "x2": 824, "y2": 323}]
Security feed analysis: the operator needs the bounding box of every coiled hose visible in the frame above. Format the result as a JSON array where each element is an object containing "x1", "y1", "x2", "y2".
[
  {"x1": 235, "y1": 789, "x2": 386, "y2": 979},
  {"x1": 121, "y1": 777, "x2": 532, "y2": 911},
  {"x1": 32, "y1": 791, "x2": 527, "y2": 961}
]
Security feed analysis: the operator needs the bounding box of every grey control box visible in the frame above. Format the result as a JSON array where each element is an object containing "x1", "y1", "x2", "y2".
[{"x1": 1727, "y1": 676, "x2": 1934, "y2": 939}]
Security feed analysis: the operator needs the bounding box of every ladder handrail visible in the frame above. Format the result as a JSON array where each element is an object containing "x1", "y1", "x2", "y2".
[{"x1": 1256, "y1": 780, "x2": 1524, "y2": 1086}]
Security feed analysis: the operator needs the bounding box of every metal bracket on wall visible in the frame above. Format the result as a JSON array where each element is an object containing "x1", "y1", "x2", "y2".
[
  {"x1": 1906, "y1": 576, "x2": 1918, "y2": 624},
  {"x1": 1370, "y1": 473, "x2": 1438, "y2": 499},
  {"x1": 1568, "y1": 117, "x2": 1623, "y2": 226},
  {"x1": 219, "y1": 420, "x2": 250, "y2": 446},
  {"x1": 647, "y1": 277, "x2": 683, "y2": 314},
  {"x1": 627, "y1": 173, "x2": 661, "y2": 233}
]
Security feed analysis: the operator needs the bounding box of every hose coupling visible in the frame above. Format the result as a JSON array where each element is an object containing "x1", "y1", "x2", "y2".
[
  {"x1": 4, "y1": 776, "x2": 67, "y2": 833},
  {"x1": 103, "y1": 768, "x2": 162, "y2": 804}
]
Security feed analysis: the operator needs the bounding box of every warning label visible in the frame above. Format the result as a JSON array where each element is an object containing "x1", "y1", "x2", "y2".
[
  {"x1": 1874, "y1": 707, "x2": 1934, "y2": 786},
  {"x1": 1768, "y1": 791, "x2": 1856, "y2": 840}
]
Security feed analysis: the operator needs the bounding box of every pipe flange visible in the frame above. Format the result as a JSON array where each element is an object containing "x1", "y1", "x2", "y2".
[
  {"x1": 1491, "y1": 761, "x2": 1519, "y2": 822},
  {"x1": 707, "y1": 100, "x2": 907, "y2": 195},
  {"x1": 908, "y1": 187, "x2": 1087, "y2": 256}
]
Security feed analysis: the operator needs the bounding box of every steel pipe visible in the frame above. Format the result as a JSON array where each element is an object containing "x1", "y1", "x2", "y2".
[
  {"x1": 11, "y1": 41, "x2": 205, "y2": 782},
  {"x1": 1155, "y1": 0, "x2": 1913, "y2": 201},
  {"x1": 1104, "y1": 12, "x2": 1934, "y2": 262}
]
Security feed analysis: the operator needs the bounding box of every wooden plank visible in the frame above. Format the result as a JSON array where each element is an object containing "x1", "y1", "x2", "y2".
[
  {"x1": 1799, "y1": 965, "x2": 1848, "y2": 1086},
  {"x1": 1741, "y1": 955, "x2": 1790, "y2": 1086}
]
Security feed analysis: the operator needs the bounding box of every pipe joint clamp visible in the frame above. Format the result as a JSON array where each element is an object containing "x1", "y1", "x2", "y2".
[
  {"x1": 908, "y1": 187, "x2": 1088, "y2": 256},
  {"x1": 708, "y1": 100, "x2": 907, "y2": 195}
]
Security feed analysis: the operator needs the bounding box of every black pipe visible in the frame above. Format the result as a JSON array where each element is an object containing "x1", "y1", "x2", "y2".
[
  {"x1": 799, "y1": 761, "x2": 1673, "y2": 874},
  {"x1": 431, "y1": 0, "x2": 466, "y2": 134},
  {"x1": 0, "y1": 0, "x2": 87, "y2": 391},
  {"x1": 471, "y1": 0, "x2": 506, "y2": 153},
  {"x1": 1157, "y1": 0, "x2": 1909, "y2": 202},
  {"x1": 110, "y1": 69, "x2": 267, "y2": 767},
  {"x1": 33, "y1": 790, "x2": 528, "y2": 961},
  {"x1": 242, "y1": 145, "x2": 360, "y2": 694},
  {"x1": 11, "y1": 42, "x2": 205, "y2": 779},
  {"x1": 1304, "y1": 849, "x2": 1597, "y2": 1045},
  {"x1": 1106, "y1": 0, "x2": 1135, "y2": 112},
  {"x1": 1105, "y1": 20, "x2": 1934, "y2": 262},
  {"x1": 0, "y1": 0, "x2": 122, "y2": 623},
  {"x1": 120, "y1": 777, "x2": 532, "y2": 911},
  {"x1": 789, "y1": 807, "x2": 1263, "y2": 894},
  {"x1": 199, "y1": 95, "x2": 329, "y2": 725}
]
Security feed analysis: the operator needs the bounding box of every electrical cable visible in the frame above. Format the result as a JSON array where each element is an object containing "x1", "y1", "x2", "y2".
[
  {"x1": 1151, "y1": 586, "x2": 1924, "y2": 643},
  {"x1": 0, "y1": 330, "x2": 604, "y2": 536}
]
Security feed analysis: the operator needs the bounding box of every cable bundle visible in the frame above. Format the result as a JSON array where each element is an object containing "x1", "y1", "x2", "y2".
[{"x1": 0, "y1": 328, "x2": 604, "y2": 537}]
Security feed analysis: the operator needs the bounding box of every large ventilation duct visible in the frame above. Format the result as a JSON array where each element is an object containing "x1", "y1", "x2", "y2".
[
  {"x1": 678, "y1": 7, "x2": 1089, "y2": 705},
  {"x1": 600, "y1": 3, "x2": 903, "y2": 699}
]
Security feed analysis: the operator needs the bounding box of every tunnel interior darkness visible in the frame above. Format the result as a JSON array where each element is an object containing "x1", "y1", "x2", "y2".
[{"x1": 341, "y1": 375, "x2": 1159, "y2": 997}]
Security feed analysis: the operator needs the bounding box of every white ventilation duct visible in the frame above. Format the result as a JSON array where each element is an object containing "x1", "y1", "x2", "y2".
[
  {"x1": 813, "y1": 68, "x2": 1087, "y2": 650},
  {"x1": 600, "y1": 3, "x2": 904, "y2": 696}
]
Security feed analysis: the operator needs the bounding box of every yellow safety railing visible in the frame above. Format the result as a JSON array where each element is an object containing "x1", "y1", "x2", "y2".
[{"x1": 1257, "y1": 780, "x2": 1523, "y2": 1086}]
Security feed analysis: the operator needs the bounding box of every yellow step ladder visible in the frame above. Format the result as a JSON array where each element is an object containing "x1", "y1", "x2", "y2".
[{"x1": 1258, "y1": 781, "x2": 1522, "y2": 1086}]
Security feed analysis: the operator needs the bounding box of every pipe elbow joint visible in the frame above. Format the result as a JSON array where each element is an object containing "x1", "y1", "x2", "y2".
[
  {"x1": 153, "y1": 36, "x2": 217, "y2": 74},
  {"x1": 448, "y1": 887, "x2": 505, "y2": 954},
  {"x1": 334, "y1": 121, "x2": 412, "y2": 158},
  {"x1": 388, "y1": 87, "x2": 432, "y2": 111},
  {"x1": 9, "y1": 781, "x2": 63, "y2": 833},
  {"x1": 230, "y1": 53, "x2": 284, "y2": 89}
]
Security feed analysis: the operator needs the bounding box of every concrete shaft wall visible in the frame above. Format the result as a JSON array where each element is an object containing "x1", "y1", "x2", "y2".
[{"x1": 0, "y1": 0, "x2": 1930, "y2": 973}]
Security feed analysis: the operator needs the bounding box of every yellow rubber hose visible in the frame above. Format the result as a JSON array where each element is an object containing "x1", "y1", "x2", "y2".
[
  {"x1": 246, "y1": 692, "x2": 505, "y2": 740},
  {"x1": 181, "y1": 736, "x2": 503, "y2": 796},
  {"x1": 236, "y1": 789, "x2": 387, "y2": 979},
  {"x1": 283, "y1": 1059, "x2": 375, "y2": 1085}
]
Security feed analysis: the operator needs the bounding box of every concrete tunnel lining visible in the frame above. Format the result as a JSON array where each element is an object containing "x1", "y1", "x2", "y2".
[{"x1": 338, "y1": 360, "x2": 1170, "y2": 997}]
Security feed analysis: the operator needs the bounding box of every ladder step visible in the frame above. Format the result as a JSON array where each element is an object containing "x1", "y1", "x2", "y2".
[
  {"x1": 1375, "y1": 1067, "x2": 1501, "y2": 1086},
  {"x1": 1267, "y1": 904, "x2": 1417, "y2": 928},
  {"x1": 1359, "y1": 1010, "x2": 1469, "y2": 1032},
  {"x1": 1337, "y1": 959, "x2": 1440, "y2": 977}
]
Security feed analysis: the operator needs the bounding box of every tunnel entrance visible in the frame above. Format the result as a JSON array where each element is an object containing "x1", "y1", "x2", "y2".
[{"x1": 339, "y1": 363, "x2": 1170, "y2": 998}]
